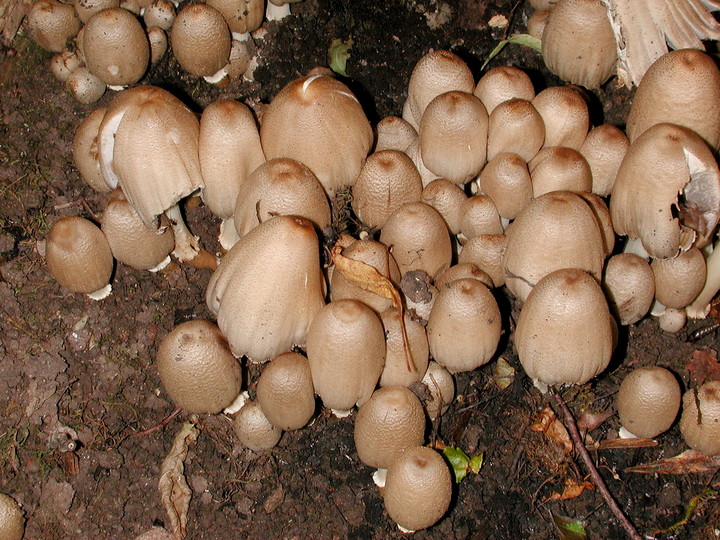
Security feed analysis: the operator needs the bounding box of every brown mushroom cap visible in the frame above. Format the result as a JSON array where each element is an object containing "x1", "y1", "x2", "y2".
[
  {"x1": 420, "y1": 178, "x2": 468, "y2": 235},
  {"x1": 75, "y1": 0, "x2": 120, "y2": 23},
  {"x1": 66, "y1": 66, "x2": 107, "y2": 104},
  {"x1": 421, "y1": 361, "x2": 455, "y2": 419},
  {"x1": 0, "y1": 493, "x2": 24, "y2": 540},
  {"x1": 146, "y1": 26, "x2": 168, "y2": 65},
  {"x1": 256, "y1": 352, "x2": 315, "y2": 431},
  {"x1": 143, "y1": 0, "x2": 176, "y2": 30},
  {"x1": 457, "y1": 233, "x2": 507, "y2": 288},
  {"x1": 306, "y1": 299, "x2": 386, "y2": 412},
  {"x1": 73, "y1": 106, "x2": 111, "y2": 193},
  {"x1": 514, "y1": 268, "x2": 614, "y2": 386},
  {"x1": 233, "y1": 400, "x2": 283, "y2": 451},
  {"x1": 487, "y1": 98, "x2": 545, "y2": 162},
  {"x1": 579, "y1": 124, "x2": 630, "y2": 197},
  {"x1": 474, "y1": 66, "x2": 535, "y2": 115},
  {"x1": 50, "y1": 49, "x2": 83, "y2": 82},
  {"x1": 45, "y1": 216, "x2": 114, "y2": 298},
  {"x1": 602, "y1": 253, "x2": 655, "y2": 326},
  {"x1": 378, "y1": 308, "x2": 429, "y2": 388},
  {"x1": 26, "y1": 0, "x2": 81, "y2": 52},
  {"x1": 383, "y1": 446, "x2": 452, "y2": 531},
  {"x1": 354, "y1": 386, "x2": 426, "y2": 469},
  {"x1": 458, "y1": 194, "x2": 503, "y2": 240},
  {"x1": 171, "y1": 3, "x2": 231, "y2": 78},
  {"x1": 679, "y1": 381, "x2": 720, "y2": 455},
  {"x1": 82, "y1": 7, "x2": 149, "y2": 86},
  {"x1": 531, "y1": 86, "x2": 589, "y2": 150},
  {"x1": 156, "y1": 320, "x2": 242, "y2": 414},
  {"x1": 526, "y1": 8, "x2": 550, "y2": 40},
  {"x1": 375, "y1": 116, "x2": 418, "y2": 153},
  {"x1": 207, "y1": 0, "x2": 263, "y2": 37},
  {"x1": 528, "y1": 146, "x2": 592, "y2": 198},
  {"x1": 616, "y1": 366, "x2": 681, "y2": 438},
  {"x1": 477, "y1": 152, "x2": 533, "y2": 221},
  {"x1": 577, "y1": 191, "x2": 615, "y2": 257},
  {"x1": 651, "y1": 247, "x2": 707, "y2": 309}
]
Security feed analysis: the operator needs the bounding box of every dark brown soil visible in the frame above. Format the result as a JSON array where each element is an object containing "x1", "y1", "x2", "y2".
[{"x1": 0, "y1": 1, "x2": 718, "y2": 539}]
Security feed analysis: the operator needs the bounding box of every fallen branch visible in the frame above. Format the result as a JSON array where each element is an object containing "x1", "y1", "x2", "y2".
[{"x1": 552, "y1": 389, "x2": 642, "y2": 540}]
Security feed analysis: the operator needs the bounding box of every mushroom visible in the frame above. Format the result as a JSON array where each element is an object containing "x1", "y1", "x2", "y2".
[
  {"x1": 427, "y1": 277, "x2": 502, "y2": 373},
  {"x1": 82, "y1": 7, "x2": 150, "y2": 87},
  {"x1": 96, "y1": 86, "x2": 213, "y2": 267},
  {"x1": 100, "y1": 188, "x2": 174, "y2": 271},
  {"x1": 206, "y1": 0, "x2": 263, "y2": 40},
  {"x1": 265, "y1": 0, "x2": 302, "y2": 21},
  {"x1": 206, "y1": 215, "x2": 326, "y2": 362},
  {"x1": 602, "y1": 253, "x2": 655, "y2": 326},
  {"x1": 49, "y1": 49, "x2": 83, "y2": 82},
  {"x1": 458, "y1": 194, "x2": 503, "y2": 242},
  {"x1": 514, "y1": 268, "x2": 614, "y2": 388},
  {"x1": 477, "y1": 152, "x2": 533, "y2": 222},
  {"x1": 626, "y1": 49, "x2": 720, "y2": 150},
  {"x1": 435, "y1": 262, "x2": 494, "y2": 290},
  {"x1": 457, "y1": 233, "x2": 507, "y2": 288},
  {"x1": 486, "y1": 98, "x2": 545, "y2": 162},
  {"x1": 66, "y1": 66, "x2": 107, "y2": 104},
  {"x1": 418, "y1": 90, "x2": 489, "y2": 184},
  {"x1": 75, "y1": 0, "x2": 119, "y2": 23},
  {"x1": 528, "y1": 146, "x2": 592, "y2": 198},
  {"x1": 156, "y1": 320, "x2": 242, "y2": 414},
  {"x1": 260, "y1": 73, "x2": 373, "y2": 197},
  {"x1": 306, "y1": 299, "x2": 386, "y2": 414},
  {"x1": 142, "y1": 0, "x2": 175, "y2": 30},
  {"x1": 657, "y1": 307, "x2": 687, "y2": 333},
  {"x1": 609, "y1": 123, "x2": 720, "y2": 259},
  {"x1": 45, "y1": 216, "x2": 114, "y2": 300},
  {"x1": 421, "y1": 361, "x2": 455, "y2": 419},
  {"x1": 541, "y1": 0, "x2": 618, "y2": 88},
  {"x1": 72, "y1": 106, "x2": 111, "y2": 193},
  {"x1": 616, "y1": 366, "x2": 681, "y2": 438},
  {"x1": 354, "y1": 386, "x2": 426, "y2": 469},
  {"x1": 382, "y1": 446, "x2": 452, "y2": 532},
  {"x1": 375, "y1": 116, "x2": 418, "y2": 154},
  {"x1": 351, "y1": 150, "x2": 423, "y2": 230},
  {"x1": 146, "y1": 26, "x2": 168, "y2": 65},
  {"x1": 233, "y1": 400, "x2": 283, "y2": 451},
  {"x1": 420, "y1": 178, "x2": 468, "y2": 235},
  {"x1": 679, "y1": 381, "x2": 720, "y2": 456},
  {"x1": 170, "y1": 3, "x2": 231, "y2": 81},
  {"x1": 651, "y1": 246, "x2": 707, "y2": 310},
  {"x1": 474, "y1": 66, "x2": 535, "y2": 115},
  {"x1": 579, "y1": 124, "x2": 629, "y2": 196},
  {"x1": 577, "y1": 192, "x2": 615, "y2": 257},
  {"x1": 526, "y1": 8, "x2": 550, "y2": 40},
  {"x1": 26, "y1": 0, "x2": 81, "y2": 52},
  {"x1": 402, "y1": 49, "x2": 475, "y2": 130},
  {"x1": 531, "y1": 86, "x2": 589, "y2": 150},
  {"x1": 0, "y1": 493, "x2": 24, "y2": 540},
  {"x1": 687, "y1": 241, "x2": 720, "y2": 319},
  {"x1": 256, "y1": 352, "x2": 316, "y2": 431},
  {"x1": 378, "y1": 308, "x2": 429, "y2": 388}
]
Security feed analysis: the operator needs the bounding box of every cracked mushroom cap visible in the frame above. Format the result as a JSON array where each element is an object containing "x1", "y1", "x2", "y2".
[
  {"x1": 26, "y1": 0, "x2": 81, "y2": 52},
  {"x1": 0, "y1": 493, "x2": 24, "y2": 540},
  {"x1": 541, "y1": 0, "x2": 618, "y2": 89},
  {"x1": 171, "y1": 3, "x2": 231, "y2": 78},
  {"x1": 233, "y1": 400, "x2": 283, "y2": 451},
  {"x1": 532, "y1": 86, "x2": 589, "y2": 150},
  {"x1": 378, "y1": 307, "x2": 429, "y2": 388},
  {"x1": 256, "y1": 352, "x2": 316, "y2": 431},
  {"x1": 627, "y1": 49, "x2": 720, "y2": 150},
  {"x1": 477, "y1": 152, "x2": 533, "y2": 221},
  {"x1": 82, "y1": 7, "x2": 149, "y2": 86},
  {"x1": 260, "y1": 74, "x2": 373, "y2": 197},
  {"x1": 45, "y1": 216, "x2": 114, "y2": 299},
  {"x1": 306, "y1": 299, "x2": 386, "y2": 412},
  {"x1": 474, "y1": 65, "x2": 535, "y2": 115},
  {"x1": 73, "y1": 106, "x2": 110, "y2": 193},
  {"x1": 602, "y1": 253, "x2": 655, "y2": 326},
  {"x1": 609, "y1": 123, "x2": 720, "y2": 258},
  {"x1": 206, "y1": 215, "x2": 326, "y2": 362},
  {"x1": 383, "y1": 446, "x2": 452, "y2": 532},
  {"x1": 679, "y1": 381, "x2": 720, "y2": 456},
  {"x1": 487, "y1": 98, "x2": 545, "y2": 162},
  {"x1": 514, "y1": 268, "x2": 614, "y2": 386},
  {"x1": 156, "y1": 320, "x2": 242, "y2": 414},
  {"x1": 616, "y1": 366, "x2": 681, "y2": 438},
  {"x1": 354, "y1": 386, "x2": 426, "y2": 469}
]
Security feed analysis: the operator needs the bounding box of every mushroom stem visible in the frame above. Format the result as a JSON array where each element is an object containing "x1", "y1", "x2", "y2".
[
  {"x1": 165, "y1": 203, "x2": 218, "y2": 270},
  {"x1": 686, "y1": 239, "x2": 720, "y2": 319},
  {"x1": 265, "y1": 1, "x2": 291, "y2": 20}
]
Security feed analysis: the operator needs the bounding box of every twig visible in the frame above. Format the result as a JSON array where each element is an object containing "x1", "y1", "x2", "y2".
[
  {"x1": 552, "y1": 389, "x2": 642, "y2": 540},
  {"x1": 133, "y1": 407, "x2": 183, "y2": 437}
]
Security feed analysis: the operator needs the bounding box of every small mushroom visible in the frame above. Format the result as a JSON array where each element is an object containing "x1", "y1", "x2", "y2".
[
  {"x1": 679, "y1": 381, "x2": 720, "y2": 456},
  {"x1": 256, "y1": 352, "x2": 316, "y2": 431},
  {"x1": 375, "y1": 116, "x2": 418, "y2": 154},
  {"x1": 382, "y1": 446, "x2": 452, "y2": 532},
  {"x1": 207, "y1": 0, "x2": 263, "y2": 40},
  {"x1": 66, "y1": 66, "x2": 106, "y2": 104},
  {"x1": 420, "y1": 178, "x2": 468, "y2": 235},
  {"x1": 421, "y1": 361, "x2": 455, "y2": 419},
  {"x1": 435, "y1": 263, "x2": 494, "y2": 290},
  {"x1": 528, "y1": 146, "x2": 592, "y2": 198},
  {"x1": 378, "y1": 308, "x2": 429, "y2": 388},
  {"x1": 0, "y1": 493, "x2": 24, "y2": 540},
  {"x1": 233, "y1": 400, "x2": 283, "y2": 451},
  {"x1": 146, "y1": 26, "x2": 168, "y2": 65},
  {"x1": 142, "y1": 0, "x2": 175, "y2": 30},
  {"x1": 486, "y1": 98, "x2": 545, "y2": 162},
  {"x1": 170, "y1": 3, "x2": 231, "y2": 80},
  {"x1": 156, "y1": 320, "x2": 242, "y2": 414},
  {"x1": 474, "y1": 66, "x2": 535, "y2": 115},
  {"x1": 616, "y1": 366, "x2": 681, "y2": 438},
  {"x1": 75, "y1": 0, "x2": 119, "y2": 23},
  {"x1": 457, "y1": 233, "x2": 507, "y2": 288},
  {"x1": 477, "y1": 152, "x2": 533, "y2": 222},
  {"x1": 458, "y1": 194, "x2": 503, "y2": 241},
  {"x1": 26, "y1": 0, "x2": 81, "y2": 52},
  {"x1": 49, "y1": 49, "x2": 83, "y2": 82},
  {"x1": 45, "y1": 216, "x2": 114, "y2": 300},
  {"x1": 531, "y1": 86, "x2": 589, "y2": 150},
  {"x1": 72, "y1": 106, "x2": 111, "y2": 193},
  {"x1": 651, "y1": 247, "x2": 707, "y2": 310},
  {"x1": 602, "y1": 253, "x2": 655, "y2": 326},
  {"x1": 579, "y1": 124, "x2": 629, "y2": 196}
]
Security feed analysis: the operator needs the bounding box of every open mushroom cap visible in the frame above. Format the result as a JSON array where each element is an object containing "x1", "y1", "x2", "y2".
[
  {"x1": 531, "y1": 86, "x2": 589, "y2": 150},
  {"x1": 679, "y1": 381, "x2": 720, "y2": 456},
  {"x1": 487, "y1": 98, "x2": 545, "y2": 162},
  {"x1": 0, "y1": 493, "x2": 24, "y2": 540},
  {"x1": 27, "y1": 0, "x2": 81, "y2": 52},
  {"x1": 474, "y1": 65, "x2": 535, "y2": 115},
  {"x1": 171, "y1": 3, "x2": 231, "y2": 78},
  {"x1": 256, "y1": 352, "x2": 316, "y2": 431},
  {"x1": 156, "y1": 320, "x2": 242, "y2": 414},
  {"x1": 602, "y1": 253, "x2": 655, "y2": 325},
  {"x1": 616, "y1": 366, "x2": 681, "y2": 438}
]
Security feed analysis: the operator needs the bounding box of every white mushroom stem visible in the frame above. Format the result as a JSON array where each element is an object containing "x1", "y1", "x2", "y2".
[
  {"x1": 686, "y1": 240, "x2": 720, "y2": 318},
  {"x1": 265, "y1": 1, "x2": 291, "y2": 20},
  {"x1": 87, "y1": 283, "x2": 113, "y2": 301},
  {"x1": 219, "y1": 217, "x2": 240, "y2": 251},
  {"x1": 165, "y1": 204, "x2": 218, "y2": 269}
]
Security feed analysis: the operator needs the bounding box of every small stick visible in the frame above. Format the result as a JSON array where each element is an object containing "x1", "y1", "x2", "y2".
[
  {"x1": 133, "y1": 407, "x2": 183, "y2": 437},
  {"x1": 552, "y1": 389, "x2": 642, "y2": 540}
]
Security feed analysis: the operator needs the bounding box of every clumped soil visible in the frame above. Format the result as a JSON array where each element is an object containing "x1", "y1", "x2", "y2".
[{"x1": 0, "y1": 0, "x2": 719, "y2": 538}]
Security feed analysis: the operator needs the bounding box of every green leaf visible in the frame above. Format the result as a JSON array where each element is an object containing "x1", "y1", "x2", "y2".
[
  {"x1": 551, "y1": 512, "x2": 587, "y2": 540},
  {"x1": 328, "y1": 38, "x2": 354, "y2": 77},
  {"x1": 442, "y1": 446, "x2": 484, "y2": 483},
  {"x1": 468, "y1": 452, "x2": 484, "y2": 474},
  {"x1": 481, "y1": 33, "x2": 542, "y2": 70}
]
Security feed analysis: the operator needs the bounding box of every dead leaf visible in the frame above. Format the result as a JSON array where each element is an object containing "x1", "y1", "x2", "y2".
[
  {"x1": 576, "y1": 409, "x2": 614, "y2": 431},
  {"x1": 491, "y1": 357, "x2": 515, "y2": 390},
  {"x1": 592, "y1": 437, "x2": 658, "y2": 450},
  {"x1": 530, "y1": 406, "x2": 573, "y2": 454},
  {"x1": 158, "y1": 422, "x2": 199, "y2": 540},
  {"x1": 263, "y1": 485, "x2": 285, "y2": 514},
  {"x1": 687, "y1": 347, "x2": 720, "y2": 386},
  {"x1": 544, "y1": 478, "x2": 595, "y2": 502},
  {"x1": 625, "y1": 449, "x2": 720, "y2": 474}
]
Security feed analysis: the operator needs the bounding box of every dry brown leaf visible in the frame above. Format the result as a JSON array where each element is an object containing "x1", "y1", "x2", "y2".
[
  {"x1": 544, "y1": 478, "x2": 595, "y2": 502},
  {"x1": 625, "y1": 449, "x2": 720, "y2": 474},
  {"x1": 491, "y1": 357, "x2": 515, "y2": 390},
  {"x1": 576, "y1": 409, "x2": 614, "y2": 431},
  {"x1": 530, "y1": 406, "x2": 573, "y2": 454},
  {"x1": 158, "y1": 422, "x2": 199, "y2": 540},
  {"x1": 687, "y1": 347, "x2": 720, "y2": 386}
]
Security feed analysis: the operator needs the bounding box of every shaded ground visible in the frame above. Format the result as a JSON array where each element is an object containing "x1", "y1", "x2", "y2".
[{"x1": 0, "y1": 0, "x2": 719, "y2": 538}]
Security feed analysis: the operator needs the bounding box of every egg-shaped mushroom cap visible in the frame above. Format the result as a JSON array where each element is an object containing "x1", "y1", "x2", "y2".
[
  {"x1": 375, "y1": 116, "x2": 418, "y2": 153},
  {"x1": 143, "y1": 0, "x2": 176, "y2": 30},
  {"x1": 541, "y1": 0, "x2": 617, "y2": 89},
  {"x1": 378, "y1": 308, "x2": 429, "y2": 388},
  {"x1": 528, "y1": 146, "x2": 592, "y2": 198},
  {"x1": 50, "y1": 49, "x2": 83, "y2": 82},
  {"x1": 27, "y1": 0, "x2": 81, "y2": 52},
  {"x1": 45, "y1": 216, "x2": 114, "y2": 295},
  {"x1": 679, "y1": 381, "x2": 720, "y2": 456},
  {"x1": 147, "y1": 26, "x2": 168, "y2": 65},
  {"x1": 478, "y1": 152, "x2": 532, "y2": 221},
  {"x1": 306, "y1": 299, "x2": 386, "y2": 412},
  {"x1": 66, "y1": 66, "x2": 107, "y2": 105},
  {"x1": 82, "y1": 7, "x2": 149, "y2": 86},
  {"x1": 420, "y1": 178, "x2": 467, "y2": 235},
  {"x1": 579, "y1": 124, "x2": 629, "y2": 197},
  {"x1": 487, "y1": 98, "x2": 545, "y2": 162},
  {"x1": 435, "y1": 262, "x2": 494, "y2": 290},
  {"x1": 354, "y1": 386, "x2": 426, "y2": 469},
  {"x1": 532, "y1": 86, "x2": 589, "y2": 150},
  {"x1": 458, "y1": 194, "x2": 503, "y2": 240},
  {"x1": 602, "y1": 253, "x2": 655, "y2": 326},
  {"x1": 609, "y1": 123, "x2": 720, "y2": 258},
  {"x1": 627, "y1": 49, "x2": 720, "y2": 150},
  {"x1": 171, "y1": 3, "x2": 231, "y2": 78},
  {"x1": 260, "y1": 74, "x2": 373, "y2": 197},
  {"x1": 0, "y1": 493, "x2": 24, "y2": 540},
  {"x1": 457, "y1": 233, "x2": 507, "y2": 288},
  {"x1": 256, "y1": 352, "x2": 315, "y2": 431},
  {"x1": 383, "y1": 446, "x2": 452, "y2": 531},
  {"x1": 616, "y1": 366, "x2": 681, "y2": 438},
  {"x1": 207, "y1": 0, "x2": 263, "y2": 35},
  {"x1": 73, "y1": 106, "x2": 111, "y2": 193},
  {"x1": 651, "y1": 247, "x2": 707, "y2": 309},
  {"x1": 422, "y1": 361, "x2": 455, "y2": 419},
  {"x1": 427, "y1": 278, "x2": 502, "y2": 373},
  {"x1": 514, "y1": 268, "x2": 614, "y2": 386},
  {"x1": 75, "y1": 0, "x2": 119, "y2": 23},
  {"x1": 474, "y1": 65, "x2": 535, "y2": 115},
  {"x1": 233, "y1": 401, "x2": 283, "y2": 452}
]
